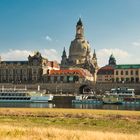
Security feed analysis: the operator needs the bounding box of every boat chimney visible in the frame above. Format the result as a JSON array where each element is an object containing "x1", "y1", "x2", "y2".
[
  {"x1": 14, "y1": 86, "x2": 16, "y2": 91},
  {"x1": 2, "y1": 85, "x2": 4, "y2": 92},
  {"x1": 38, "y1": 85, "x2": 40, "y2": 91},
  {"x1": 25, "y1": 85, "x2": 27, "y2": 91}
]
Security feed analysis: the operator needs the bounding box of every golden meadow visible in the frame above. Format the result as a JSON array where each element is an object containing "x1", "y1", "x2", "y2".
[{"x1": 0, "y1": 108, "x2": 140, "y2": 140}]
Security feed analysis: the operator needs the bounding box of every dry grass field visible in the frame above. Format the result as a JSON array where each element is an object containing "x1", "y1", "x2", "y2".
[
  {"x1": 0, "y1": 125, "x2": 140, "y2": 140},
  {"x1": 0, "y1": 108, "x2": 140, "y2": 140}
]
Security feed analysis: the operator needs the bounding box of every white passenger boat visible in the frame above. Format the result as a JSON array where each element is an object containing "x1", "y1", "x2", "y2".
[
  {"x1": 102, "y1": 95, "x2": 123, "y2": 104},
  {"x1": 105, "y1": 87, "x2": 135, "y2": 97},
  {"x1": 72, "y1": 95, "x2": 102, "y2": 104},
  {"x1": 0, "y1": 86, "x2": 53, "y2": 103},
  {"x1": 102, "y1": 87, "x2": 135, "y2": 104}
]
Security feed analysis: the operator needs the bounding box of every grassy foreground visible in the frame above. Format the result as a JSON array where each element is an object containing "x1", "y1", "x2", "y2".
[{"x1": 0, "y1": 108, "x2": 140, "y2": 140}]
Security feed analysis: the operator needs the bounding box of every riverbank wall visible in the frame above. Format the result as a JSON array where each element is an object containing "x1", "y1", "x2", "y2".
[{"x1": 0, "y1": 83, "x2": 140, "y2": 94}]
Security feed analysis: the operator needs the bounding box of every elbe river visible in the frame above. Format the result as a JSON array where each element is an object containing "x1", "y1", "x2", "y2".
[{"x1": 0, "y1": 102, "x2": 140, "y2": 111}]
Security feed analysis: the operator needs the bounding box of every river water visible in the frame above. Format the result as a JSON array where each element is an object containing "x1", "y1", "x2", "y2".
[{"x1": 0, "y1": 102, "x2": 140, "y2": 111}]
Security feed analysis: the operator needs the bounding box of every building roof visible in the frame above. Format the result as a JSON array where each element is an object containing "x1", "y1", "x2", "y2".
[
  {"x1": 49, "y1": 68, "x2": 92, "y2": 77},
  {"x1": 49, "y1": 69, "x2": 83, "y2": 77},
  {"x1": 97, "y1": 65, "x2": 114, "y2": 75},
  {"x1": 115, "y1": 64, "x2": 140, "y2": 69},
  {"x1": 1, "y1": 61, "x2": 28, "y2": 65}
]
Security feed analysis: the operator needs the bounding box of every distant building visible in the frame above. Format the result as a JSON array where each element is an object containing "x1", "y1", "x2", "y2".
[
  {"x1": 114, "y1": 64, "x2": 140, "y2": 83},
  {"x1": 44, "y1": 68, "x2": 94, "y2": 83},
  {"x1": 97, "y1": 54, "x2": 140, "y2": 83},
  {"x1": 60, "y1": 18, "x2": 99, "y2": 82},
  {"x1": 97, "y1": 54, "x2": 116, "y2": 83},
  {"x1": 0, "y1": 52, "x2": 59, "y2": 83},
  {"x1": 97, "y1": 65, "x2": 114, "y2": 83}
]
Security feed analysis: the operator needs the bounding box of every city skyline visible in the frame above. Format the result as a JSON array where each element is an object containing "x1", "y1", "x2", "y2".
[{"x1": 0, "y1": 0, "x2": 140, "y2": 66}]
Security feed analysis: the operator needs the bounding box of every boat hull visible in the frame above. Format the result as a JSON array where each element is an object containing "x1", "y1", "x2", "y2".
[
  {"x1": 103, "y1": 101, "x2": 123, "y2": 105},
  {"x1": 0, "y1": 95, "x2": 53, "y2": 103}
]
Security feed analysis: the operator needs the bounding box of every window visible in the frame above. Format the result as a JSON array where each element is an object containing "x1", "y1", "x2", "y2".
[
  {"x1": 47, "y1": 76, "x2": 50, "y2": 82},
  {"x1": 116, "y1": 78, "x2": 119, "y2": 82},
  {"x1": 116, "y1": 71, "x2": 118, "y2": 75},
  {"x1": 121, "y1": 71, "x2": 123, "y2": 75},
  {"x1": 136, "y1": 78, "x2": 139, "y2": 82},
  {"x1": 126, "y1": 78, "x2": 129, "y2": 82},
  {"x1": 121, "y1": 78, "x2": 124, "y2": 82},
  {"x1": 131, "y1": 70, "x2": 133, "y2": 75},
  {"x1": 54, "y1": 76, "x2": 57, "y2": 82},
  {"x1": 125, "y1": 71, "x2": 128, "y2": 75},
  {"x1": 136, "y1": 70, "x2": 139, "y2": 75},
  {"x1": 131, "y1": 77, "x2": 134, "y2": 82},
  {"x1": 60, "y1": 76, "x2": 64, "y2": 82}
]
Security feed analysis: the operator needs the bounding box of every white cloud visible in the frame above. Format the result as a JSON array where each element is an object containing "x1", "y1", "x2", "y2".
[
  {"x1": 0, "y1": 49, "x2": 60, "y2": 62},
  {"x1": 40, "y1": 49, "x2": 60, "y2": 62},
  {"x1": 97, "y1": 48, "x2": 131, "y2": 66},
  {"x1": 1, "y1": 48, "x2": 139, "y2": 67},
  {"x1": 0, "y1": 49, "x2": 33, "y2": 61},
  {"x1": 132, "y1": 42, "x2": 140, "y2": 47},
  {"x1": 45, "y1": 35, "x2": 52, "y2": 41}
]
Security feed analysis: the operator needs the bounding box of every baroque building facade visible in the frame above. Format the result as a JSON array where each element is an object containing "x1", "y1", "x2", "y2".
[
  {"x1": 97, "y1": 54, "x2": 116, "y2": 83},
  {"x1": 0, "y1": 52, "x2": 59, "y2": 83},
  {"x1": 114, "y1": 65, "x2": 140, "y2": 83},
  {"x1": 97, "y1": 54, "x2": 140, "y2": 83},
  {"x1": 60, "y1": 18, "x2": 99, "y2": 82}
]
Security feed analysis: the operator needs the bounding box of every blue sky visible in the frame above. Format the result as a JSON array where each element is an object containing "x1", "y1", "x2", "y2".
[{"x1": 0, "y1": 0, "x2": 140, "y2": 66}]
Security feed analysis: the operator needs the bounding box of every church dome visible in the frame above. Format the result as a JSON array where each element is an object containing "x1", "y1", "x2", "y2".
[
  {"x1": 69, "y1": 39, "x2": 90, "y2": 58},
  {"x1": 68, "y1": 18, "x2": 91, "y2": 64},
  {"x1": 108, "y1": 54, "x2": 116, "y2": 66}
]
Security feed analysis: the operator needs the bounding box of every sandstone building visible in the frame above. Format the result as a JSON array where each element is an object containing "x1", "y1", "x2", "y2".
[
  {"x1": 60, "y1": 18, "x2": 99, "y2": 82},
  {"x1": 0, "y1": 52, "x2": 59, "y2": 83},
  {"x1": 97, "y1": 54, "x2": 140, "y2": 83},
  {"x1": 114, "y1": 64, "x2": 140, "y2": 83},
  {"x1": 97, "y1": 54, "x2": 116, "y2": 83}
]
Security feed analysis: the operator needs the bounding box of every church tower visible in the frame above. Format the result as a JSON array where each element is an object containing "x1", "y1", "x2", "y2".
[
  {"x1": 68, "y1": 18, "x2": 90, "y2": 65},
  {"x1": 60, "y1": 18, "x2": 98, "y2": 83},
  {"x1": 92, "y1": 49, "x2": 99, "y2": 83},
  {"x1": 92, "y1": 49, "x2": 98, "y2": 68},
  {"x1": 61, "y1": 47, "x2": 68, "y2": 66},
  {"x1": 75, "y1": 18, "x2": 84, "y2": 39}
]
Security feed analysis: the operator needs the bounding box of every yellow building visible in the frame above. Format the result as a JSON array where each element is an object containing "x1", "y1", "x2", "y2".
[{"x1": 114, "y1": 64, "x2": 140, "y2": 83}]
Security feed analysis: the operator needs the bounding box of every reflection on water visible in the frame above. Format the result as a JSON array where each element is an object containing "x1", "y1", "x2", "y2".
[
  {"x1": 0, "y1": 102, "x2": 54, "y2": 108},
  {"x1": 0, "y1": 102, "x2": 140, "y2": 111},
  {"x1": 72, "y1": 103, "x2": 140, "y2": 111}
]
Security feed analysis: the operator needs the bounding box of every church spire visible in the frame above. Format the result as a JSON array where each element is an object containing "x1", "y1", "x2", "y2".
[
  {"x1": 61, "y1": 47, "x2": 68, "y2": 66},
  {"x1": 92, "y1": 49, "x2": 98, "y2": 68},
  {"x1": 75, "y1": 18, "x2": 84, "y2": 39},
  {"x1": 77, "y1": 18, "x2": 83, "y2": 26},
  {"x1": 93, "y1": 49, "x2": 97, "y2": 59},
  {"x1": 62, "y1": 47, "x2": 67, "y2": 57}
]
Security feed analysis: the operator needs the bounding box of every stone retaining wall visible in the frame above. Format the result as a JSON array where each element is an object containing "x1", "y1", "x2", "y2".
[{"x1": 0, "y1": 83, "x2": 140, "y2": 94}]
